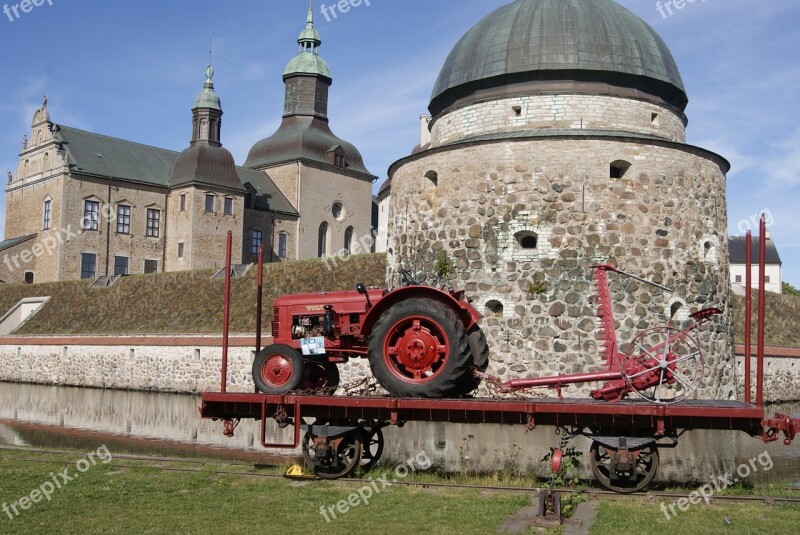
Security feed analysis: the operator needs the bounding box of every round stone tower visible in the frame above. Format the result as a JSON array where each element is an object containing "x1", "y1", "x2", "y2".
[{"x1": 387, "y1": 0, "x2": 734, "y2": 399}]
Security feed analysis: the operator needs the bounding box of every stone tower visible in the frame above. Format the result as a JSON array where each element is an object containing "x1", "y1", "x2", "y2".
[
  {"x1": 387, "y1": 0, "x2": 734, "y2": 399},
  {"x1": 166, "y1": 65, "x2": 246, "y2": 271},
  {"x1": 245, "y1": 4, "x2": 376, "y2": 260}
]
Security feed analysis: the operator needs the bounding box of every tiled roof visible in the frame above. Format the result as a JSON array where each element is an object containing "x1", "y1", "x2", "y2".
[{"x1": 729, "y1": 236, "x2": 782, "y2": 265}]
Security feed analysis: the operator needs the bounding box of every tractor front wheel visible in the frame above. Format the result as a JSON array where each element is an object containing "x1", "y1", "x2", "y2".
[
  {"x1": 252, "y1": 344, "x2": 304, "y2": 394},
  {"x1": 368, "y1": 298, "x2": 473, "y2": 398}
]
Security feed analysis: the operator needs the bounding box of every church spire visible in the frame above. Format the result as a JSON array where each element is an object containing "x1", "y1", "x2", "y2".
[
  {"x1": 298, "y1": 1, "x2": 322, "y2": 52},
  {"x1": 190, "y1": 64, "x2": 223, "y2": 146}
]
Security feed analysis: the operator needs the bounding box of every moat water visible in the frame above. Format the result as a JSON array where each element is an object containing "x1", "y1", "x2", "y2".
[{"x1": 1, "y1": 381, "x2": 798, "y2": 486}]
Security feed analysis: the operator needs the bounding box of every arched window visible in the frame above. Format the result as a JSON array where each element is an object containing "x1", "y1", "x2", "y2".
[
  {"x1": 424, "y1": 170, "x2": 438, "y2": 187},
  {"x1": 318, "y1": 222, "x2": 329, "y2": 258},
  {"x1": 344, "y1": 226, "x2": 354, "y2": 254},
  {"x1": 610, "y1": 160, "x2": 632, "y2": 179},
  {"x1": 24, "y1": 272, "x2": 34, "y2": 284},
  {"x1": 23, "y1": 160, "x2": 29, "y2": 177},
  {"x1": 485, "y1": 300, "x2": 504, "y2": 317},
  {"x1": 515, "y1": 230, "x2": 538, "y2": 250},
  {"x1": 200, "y1": 119, "x2": 209, "y2": 140},
  {"x1": 43, "y1": 152, "x2": 49, "y2": 170}
]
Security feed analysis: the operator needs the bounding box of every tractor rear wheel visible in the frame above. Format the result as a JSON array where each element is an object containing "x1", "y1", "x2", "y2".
[
  {"x1": 368, "y1": 298, "x2": 473, "y2": 398},
  {"x1": 252, "y1": 344, "x2": 304, "y2": 394},
  {"x1": 451, "y1": 326, "x2": 491, "y2": 396}
]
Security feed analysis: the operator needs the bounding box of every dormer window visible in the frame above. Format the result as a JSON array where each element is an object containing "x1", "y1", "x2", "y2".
[{"x1": 327, "y1": 146, "x2": 346, "y2": 168}]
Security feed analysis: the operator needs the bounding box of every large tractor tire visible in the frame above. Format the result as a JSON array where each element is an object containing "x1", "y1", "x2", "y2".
[
  {"x1": 451, "y1": 326, "x2": 491, "y2": 396},
  {"x1": 252, "y1": 344, "x2": 304, "y2": 394},
  {"x1": 368, "y1": 298, "x2": 473, "y2": 398}
]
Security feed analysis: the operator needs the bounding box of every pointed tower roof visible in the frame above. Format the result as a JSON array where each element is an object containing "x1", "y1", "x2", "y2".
[{"x1": 284, "y1": 2, "x2": 331, "y2": 79}]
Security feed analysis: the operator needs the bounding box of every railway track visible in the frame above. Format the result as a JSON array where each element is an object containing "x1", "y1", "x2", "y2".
[{"x1": 3, "y1": 445, "x2": 798, "y2": 506}]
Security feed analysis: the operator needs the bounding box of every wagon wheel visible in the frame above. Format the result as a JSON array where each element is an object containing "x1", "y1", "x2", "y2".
[
  {"x1": 590, "y1": 442, "x2": 659, "y2": 493},
  {"x1": 299, "y1": 360, "x2": 340, "y2": 394},
  {"x1": 623, "y1": 326, "x2": 704, "y2": 404},
  {"x1": 301, "y1": 426, "x2": 363, "y2": 480},
  {"x1": 359, "y1": 425, "x2": 385, "y2": 472}
]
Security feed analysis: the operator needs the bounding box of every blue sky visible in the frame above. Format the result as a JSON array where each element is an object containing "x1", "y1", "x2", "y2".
[{"x1": 1, "y1": 0, "x2": 798, "y2": 285}]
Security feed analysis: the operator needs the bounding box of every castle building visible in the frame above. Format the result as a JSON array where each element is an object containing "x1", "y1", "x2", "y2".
[
  {"x1": 0, "y1": 5, "x2": 375, "y2": 284},
  {"x1": 385, "y1": 0, "x2": 735, "y2": 398}
]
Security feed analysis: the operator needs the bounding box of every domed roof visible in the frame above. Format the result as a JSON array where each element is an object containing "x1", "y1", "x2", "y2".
[
  {"x1": 284, "y1": 54, "x2": 332, "y2": 79},
  {"x1": 194, "y1": 65, "x2": 221, "y2": 111},
  {"x1": 170, "y1": 143, "x2": 245, "y2": 192},
  {"x1": 430, "y1": 0, "x2": 687, "y2": 115}
]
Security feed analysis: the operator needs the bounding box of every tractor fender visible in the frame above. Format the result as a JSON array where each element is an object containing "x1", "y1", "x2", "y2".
[{"x1": 361, "y1": 286, "x2": 482, "y2": 337}]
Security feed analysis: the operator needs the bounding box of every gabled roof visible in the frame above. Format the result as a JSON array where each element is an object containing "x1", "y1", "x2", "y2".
[
  {"x1": 0, "y1": 234, "x2": 37, "y2": 253},
  {"x1": 53, "y1": 125, "x2": 296, "y2": 214},
  {"x1": 729, "y1": 236, "x2": 782, "y2": 265},
  {"x1": 58, "y1": 125, "x2": 176, "y2": 187}
]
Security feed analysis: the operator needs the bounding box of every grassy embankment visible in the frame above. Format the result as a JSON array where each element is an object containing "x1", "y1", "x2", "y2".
[{"x1": 0, "y1": 254, "x2": 386, "y2": 336}]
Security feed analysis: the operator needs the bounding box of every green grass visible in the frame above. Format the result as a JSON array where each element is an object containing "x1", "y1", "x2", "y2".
[
  {"x1": 590, "y1": 500, "x2": 799, "y2": 535},
  {"x1": 0, "y1": 450, "x2": 527, "y2": 535},
  {"x1": 731, "y1": 291, "x2": 800, "y2": 347},
  {"x1": 0, "y1": 254, "x2": 386, "y2": 335}
]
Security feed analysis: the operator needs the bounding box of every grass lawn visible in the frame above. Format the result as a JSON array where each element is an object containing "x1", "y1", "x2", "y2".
[
  {"x1": 0, "y1": 450, "x2": 528, "y2": 535},
  {"x1": 591, "y1": 500, "x2": 799, "y2": 535}
]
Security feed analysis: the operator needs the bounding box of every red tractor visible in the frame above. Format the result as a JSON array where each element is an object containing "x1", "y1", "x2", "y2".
[{"x1": 253, "y1": 271, "x2": 489, "y2": 398}]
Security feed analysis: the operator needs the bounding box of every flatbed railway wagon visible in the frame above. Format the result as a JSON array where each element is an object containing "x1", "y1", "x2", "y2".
[{"x1": 201, "y1": 220, "x2": 799, "y2": 493}]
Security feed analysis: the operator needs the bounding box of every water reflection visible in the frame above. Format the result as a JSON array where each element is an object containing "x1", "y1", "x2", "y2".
[{"x1": 0, "y1": 382, "x2": 797, "y2": 485}]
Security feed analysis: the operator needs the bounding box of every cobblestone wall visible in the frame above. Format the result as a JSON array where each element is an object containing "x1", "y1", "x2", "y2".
[
  {"x1": 388, "y1": 136, "x2": 734, "y2": 399},
  {"x1": 430, "y1": 94, "x2": 686, "y2": 147}
]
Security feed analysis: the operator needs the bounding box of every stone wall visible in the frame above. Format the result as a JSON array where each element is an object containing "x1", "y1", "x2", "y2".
[
  {"x1": 430, "y1": 94, "x2": 686, "y2": 147},
  {"x1": 736, "y1": 354, "x2": 800, "y2": 403},
  {"x1": 388, "y1": 135, "x2": 734, "y2": 399}
]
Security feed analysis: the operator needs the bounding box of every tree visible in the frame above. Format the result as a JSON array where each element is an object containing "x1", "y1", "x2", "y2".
[{"x1": 782, "y1": 282, "x2": 800, "y2": 297}]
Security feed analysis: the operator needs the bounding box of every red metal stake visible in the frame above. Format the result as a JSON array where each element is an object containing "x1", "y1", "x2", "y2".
[
  {"x1": 756, "y1": 216, "x2": 766, "y2": 407},
  {"x1": 221, "y1": 231, "x2": 233, "y2": 393},
  {"x1": 744, "y1": 231, "x2": 752, "y2": 404},
  {"x1": 255, "y1": 245, "x2": 264, "y2": 394}
]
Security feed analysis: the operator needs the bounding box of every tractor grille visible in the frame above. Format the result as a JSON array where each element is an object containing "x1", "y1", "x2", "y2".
[{"x1": 271, "y1": 307, "x2": 280, "y2": 337}]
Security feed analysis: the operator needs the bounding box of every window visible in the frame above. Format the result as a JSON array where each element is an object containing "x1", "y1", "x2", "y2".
[
  {"x1": 113, "y1": 256, "x2": 129, "y2": 276},
  {"x1": 83, "y1": 200, "x2": 99, "y2": 230},
  {"x1": 146, "y1": 209, "x2": 160, "y2": 237},
  {"x1": 252, "y1": 230, "x2": 263, "y2": 255},
  {"x1": 334, "y1": 153, "x2": 345, "y2": 167},
  {"x1": 278, "y1": 233, "x2": 288, "y2": 259},
  {"x1": 144, "y1": 259, "x2": 158, "y2": 274},
  {"x1": 515, "y1": 231, "x2": 538, "y2": 250},
  {"x1": 205, "y1": 194, "x2": 215, "y2": 212},
  {"x1": 765, "y1": 276, "x2": 771, "y2": 283},
  {"x1": 42, "y1": 199, "x2": 51, "y2": 230},
  {"x1": 24, "y1": 272, "x2": 34, "y2": 284},
  {"x1": 318, "y1": 222, "x2": 329, "y2": 258},
  {"x1": 180, "y1": 194, "x2": 186, "y2": 212},
  {"x1": 80, "y1": 253, "x2": 97, "y2": 280},
  {"x1": 117, "y1": 205, "x2": 131, "y2": 234},
  {"x1": 485, "y1": 300, "x2": 504, "y2": 317},
  {"x1": 177, "y1": 242, "x2": 184, "y2": 259},
  {"x1": 735, "y1": 275, "x2": 742, "y2": 283},
  {"x1": 424, "y1": 170, "x2": 438, "y2": 187},
  {"x1": 332, "y1": 201, "x2": 345, "y2": 221},
  {"x1": 610, "y1": 160, "x2": 631, "y2": 179},
  {"x1": 224, "y1": 197, "x2": 234, "y2": 215},
  {"x1": 344, "y1": 226, "x2": 353, "y2": 254}
]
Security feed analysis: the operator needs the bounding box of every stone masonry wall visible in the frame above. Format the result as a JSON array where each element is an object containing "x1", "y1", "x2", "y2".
[
  {"x1": 430, "y1": 94, "x2": 686, "y2": 148},
  {"x1": 388, "y1": 137, "x2": 734, "y2": 399}
]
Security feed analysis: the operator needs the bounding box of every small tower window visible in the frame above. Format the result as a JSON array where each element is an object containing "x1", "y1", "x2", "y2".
[
  {"x1": 24, "y1": 272, "x2": 34, "y2": 284},
  {"x1": 485, "y1": 300, "x2": 504, "y2": 317},
  {"x1": 651, "y1": 113, "x2": 660, "y2": 126},
  {"x1": 424, "y1": 170, "x2": 438, "y2": 187},
  {"x1": 344, "y1": 226, "x2": 354, "y2": 254},
  {"x1": 610, "y1": 160, "x2": 631, "y2": 179},
  {"x1": 515, "y1": 231, "x2": 538, "y2": 250}
]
